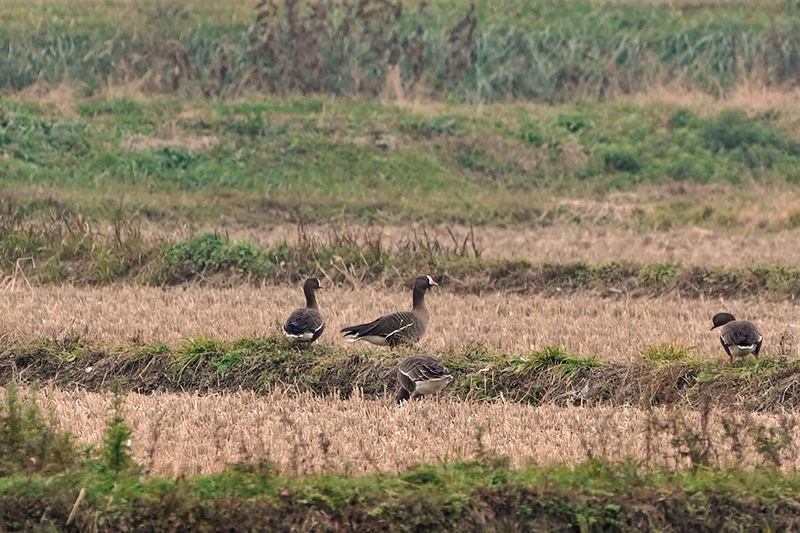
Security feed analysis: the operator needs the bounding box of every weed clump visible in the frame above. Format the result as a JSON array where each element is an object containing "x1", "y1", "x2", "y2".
[
  {"x1": 162, "y1": 233, "x2": 275, "y2": 282},
  {"x1": 514, "y1": 346, "x2": 602, "y2": 377},
  {"x1": 642, "y1": 342, "x2": 694, "y2": 363},
  {"x1": 700, "y1": 110, "x2": 797, "y2": 154},
  {"x1": 102, "y1": 392, "x2": 134, "y2": 474},
  {"x1": 248, "y1": 0, "x2": 476, "y2": 98},
  {"x1": 0, "y1": 384, "x2": 77, "y2": 476}
]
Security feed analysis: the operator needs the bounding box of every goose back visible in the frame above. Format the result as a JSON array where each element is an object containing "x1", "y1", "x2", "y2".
[
  {"x1": 711, "y1": 313, "x2": 762, "y2": 359},
  {"x1": 396, "y1": 355, "x2": 452, "y2": 402}
]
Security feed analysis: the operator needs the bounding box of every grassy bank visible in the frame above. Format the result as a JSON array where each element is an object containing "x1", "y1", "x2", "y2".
[
  {"x1": 3, "y1": 225, "x2": 800, "y2": 298},
  {"x1": 6, "y1": 460, "x2": 800, "y2": 532},
  {"x1": 2, "y1": 385, "x2": 800, "y2": 531},
  {"x1": 2, "y1": 336, "x2": 799, "y2": 412},
  {"x1": 3, "y1": 93, "x2": 800, "y2": 228}
]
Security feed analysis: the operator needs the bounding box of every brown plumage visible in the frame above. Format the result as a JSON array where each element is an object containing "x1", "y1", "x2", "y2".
[
  {"x1": 396, "y1": 355, "x2": 452, "y2": 403},
  {"x1": 284, "y1": 278, "x2": 325, "y2": 345},
  {"x1": 341, "y1": 276, "x2": 437, "y2": 347},
  {"x1": 711, "y1": 312, "x2": 762, "y2": 363}
]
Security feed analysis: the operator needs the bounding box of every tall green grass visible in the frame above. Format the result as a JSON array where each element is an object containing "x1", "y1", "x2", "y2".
[{"x1": 3, "y1": 0, "x2": 800, "y2": 101}]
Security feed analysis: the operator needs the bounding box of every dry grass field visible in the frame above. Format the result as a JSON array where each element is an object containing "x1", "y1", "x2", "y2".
[
  {"x1": 4, "y1": 3, "x2": 800, "y2": 528},
  {"x1": 196, "y1": 219, "x2": 800, "y2": 267},
  {"x1": 110, "y1": 177, "x2": 800, "y2": 265},
  {"x1": 15, "y1": 386, "x2": 799, "y2": 477},
  {"x1": 1, "y1": 284, "x2": 798, "y2": 362}
]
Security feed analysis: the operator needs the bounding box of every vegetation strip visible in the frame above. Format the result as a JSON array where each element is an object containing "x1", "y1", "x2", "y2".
[
  {"x1": 5, "y1": 463, "x2": 800, "y2": 532},
  {"x1": 3, "y1": 227, "x2": 800, "y2": 297},
  {"x1": 2, "y1": 337, "x2": 800, "y2": 412},
  {"x1": 5, "y1": 0, "x2": 800, "y2": 103},
  {"x1": 1, "y1": 384, "x2": 800, "y2": 531},
  {"x1": 4, "y1": 92, "x2": 800, "y2": 229}
]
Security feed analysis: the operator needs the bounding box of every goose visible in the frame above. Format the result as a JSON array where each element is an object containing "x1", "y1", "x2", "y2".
[
  {"x1": 341, "y1": 275, "x2": 437, "y2": 347},
  {"x1": 396, "y1": 355, "x2": 452, "y2": 403},
  {"x1": 711, "y1": 312, "x2": 762, "y2": 363},
  {"x1": 283, "y1": 278, "x2": 325, "y2": 345}
]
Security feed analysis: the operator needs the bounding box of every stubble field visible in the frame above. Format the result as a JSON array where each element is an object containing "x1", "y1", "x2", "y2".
[
  {"x1": 138, "y1": 215, "x2": 800, "y2": 267},
  {"x1": 12, "y1": 387, "x2": 800, "y2": 477},
  {"x1": 3, "y1": 235, "x2": 800, "y2": 477},
  {"x1": 2, "y1": 281, "x2": 798, "y2": 361},
  {"x1": 7, "y1": 0, "x2": 800, "y2": 528},
  {"x1": 4, "y1": 210, "x2": 800, "y2": 477}
]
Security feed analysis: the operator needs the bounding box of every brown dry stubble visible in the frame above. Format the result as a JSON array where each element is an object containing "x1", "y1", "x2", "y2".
[
  {"x1": 1, "y1": 285, "x2": 798, "y2": 362},
  {"x1": 135, "y1": 219, "x2": 800, "y2": 268},
  {"x1": 18, "y1": 386, "x2": 800, "y2": 476}
]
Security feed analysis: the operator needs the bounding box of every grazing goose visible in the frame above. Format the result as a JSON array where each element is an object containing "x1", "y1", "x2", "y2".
[
  {"x1": 396, "y1": 355, "x2": 452, "y2": 403},
  {"x1": 283, "y1": 278, "x2": 325, "y2": 345},
  {"x1": 341, "y1": 275, "x2": 438, "y2": 347},
  {"x1": 711, "y1": 312, "x2": 762, "y2": 363}
]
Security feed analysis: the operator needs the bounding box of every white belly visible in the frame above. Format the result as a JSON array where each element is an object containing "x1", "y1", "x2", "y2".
[
  {"x1": 413, "y1": 377, "x2": 451, "y2": 397},
  {"x1": 728, "y1": 344, "x2": 757, "y2": 357},
  {"x1": 351, "y1": 335, "x2": 388, "y2": 346},
  {"x1": 286, "y1": 332, "x2": 314, "y2": 342}
]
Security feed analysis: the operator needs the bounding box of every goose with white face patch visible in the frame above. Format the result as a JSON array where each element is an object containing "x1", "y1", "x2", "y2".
[
  {"x1": 283, "y1": 278, "x2": 325, "y2": 345},
  {"x1": 340, "y1": 275, "x2": 438, "y2": 347},
  {"x1": 711, "y1": 312, "x2": 763, "y2": 364},
  {"x1": 396, "y1": 355, "x2": 452, "y2": 403}
]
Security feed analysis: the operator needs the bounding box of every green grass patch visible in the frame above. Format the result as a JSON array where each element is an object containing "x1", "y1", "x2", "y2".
[
  {"x1": 511, "y1": 346, "x2": 602, "y2": 377},
  {"x1": 165, "y1": 233, "x2": 275, "y2": 279},
  {"x1": 3, "y1": 93, "x2": 800, "y2": 229},
  {"x1": 3, "y1": 452, "x2": 800, "y2": 532},
  {"x1": 642, "y1": 342, "x2": 695, "y2": 363}
]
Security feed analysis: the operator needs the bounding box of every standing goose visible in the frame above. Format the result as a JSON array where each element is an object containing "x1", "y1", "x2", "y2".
[
  {"x1": 396, "y1": 355, "x2": 452, "y2": 403},
  {"x1": 340, "y1": 275, "x2": 438, "y2": 347},
  {"x1": 283, "y1": 278, "x2": 325, "y2": 345},
  {"x1": 711, "y1": 312, "x2": 762, "y2": 363}
]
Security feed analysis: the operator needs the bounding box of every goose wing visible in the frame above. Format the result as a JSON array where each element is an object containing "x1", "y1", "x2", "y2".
[
  {"x1": 399, "y1": 355, "x2": 450, "y2": 383},
  {"x1": 720, "y1": 321, "x2": 762, "y2": 355},
  {"x1": 341, "y1": 311, "x2": 417, "y2": 341},
  {"x1": 397, "y1": 355, "x2": 452, "y2": 398}
]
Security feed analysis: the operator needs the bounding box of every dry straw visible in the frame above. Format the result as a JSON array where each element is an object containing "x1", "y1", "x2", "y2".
[
  {"x1": 1, "y1": 285, "x2": 797, "y2": 362},
  {"x1": 137, "y1": 219, "x2": 800, "y2": 268},
  {"x1": 16, "y1": 387, "x2": 800, "y2": 477}
]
